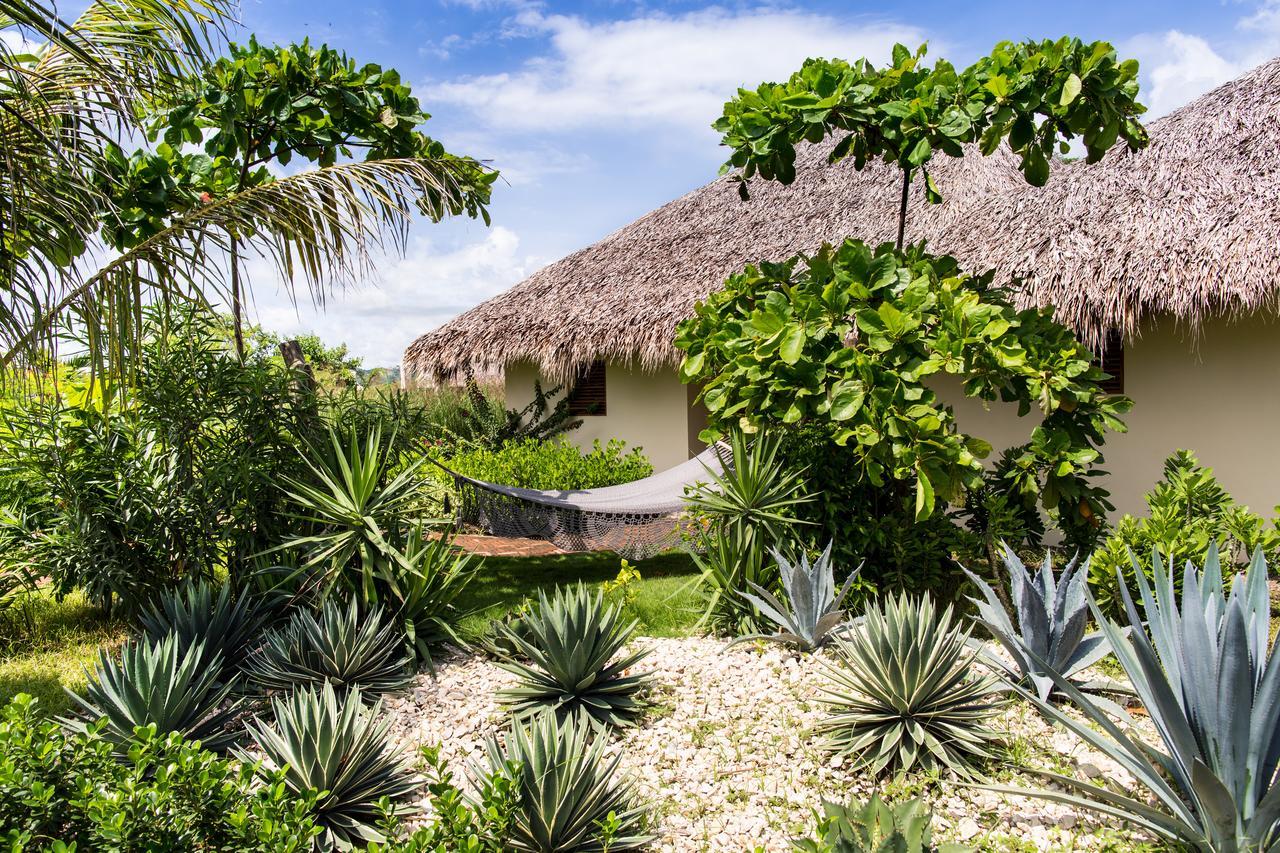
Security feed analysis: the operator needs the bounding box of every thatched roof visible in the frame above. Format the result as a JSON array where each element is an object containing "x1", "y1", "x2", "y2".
[{"x1": 405, "y1": 58, "x2": 1280, "y2": 384}]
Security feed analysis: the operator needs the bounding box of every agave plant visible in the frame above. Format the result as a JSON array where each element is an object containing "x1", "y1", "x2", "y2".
[
  {"x1": 731, "y1": 541, "x2": 858, "y2": 651},
  {"x1": 816, "y1": 593, "x2": 1003, "y2": 779},
  {"x1": 963, "y1": 546, "x2": 1118, "y2": 704},
  {"x1": 992, "y1": 545, "x2": 1280, "y2": 851},
  {"x1": 275, "y1": 424, "x2": 429, "y2": 601},
  {"x1": 243, "y1": 596, "x2": 412, "y2": 699},
  {"x1": 381, "y1": 525, "x2": 474, "y2": 672},
  {"x1": 138, "y1": 578, "x2": 277, "y2": 679},
  {"x1": 482, "y1": 711, "x2": 651, "y2": 852},
  {"x1": 64, "y1": 632, "x2": 240, "y2": 751},
  {"x1": 244, "y1": 682, "x2": 420, "y2": 849},
  {"x1": 792, "y1": 795, "x2": 970, "y2": 853},
  {"x1": 495, "y1": 583, "x2": 652, "y2": 729}
]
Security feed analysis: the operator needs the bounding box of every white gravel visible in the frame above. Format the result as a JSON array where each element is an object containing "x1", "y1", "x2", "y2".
[{"x1": 382, "y1": 636, "x2": 1157, "y2": 851}]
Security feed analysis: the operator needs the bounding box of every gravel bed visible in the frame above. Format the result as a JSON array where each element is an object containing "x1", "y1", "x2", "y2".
[{"x1": 383, "y1": 637, "x2": 1156, "y2": 851}]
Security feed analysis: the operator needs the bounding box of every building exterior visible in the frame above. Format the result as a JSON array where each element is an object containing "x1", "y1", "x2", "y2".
[{"x1": 406, "y1": 59, "x2": 1280, "y2": 519}]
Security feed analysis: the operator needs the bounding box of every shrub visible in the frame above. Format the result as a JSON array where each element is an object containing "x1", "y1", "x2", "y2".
[
  {"x1": 495, "y1": 583, "x2": 651, "y2": 729},
  {"x1": 963, "y1": 547, "x2": 1116, "y2": 705},
  {"x1": 686, "y1": 429, "x2": 814, "y2": 634},
  {"x1": 437, "y1": 437, "x2": 652, "y2": 491},
  {"x1": 816, "y1": 593, "x2": 1002, "y2": 779},
  {"x1": 0, "y1": 307, "x2": 300, "y2": 612},
  {"x1": 244, "y1": 597, "x2": 412, "y2": 698},
  {"x1": 0, "y1": 694, "x2": 319, "y2": 850},
  {"x1": 730, "y1": 541, "x2": 858, "y2": 652},
  {"x1": 245, "y1": 682, "x2": 421, "y2": 849},
  {"x1": 1089, "y1": 450, "x2": 1280, "y2": 616},
  {"x1": 996, "y1": 545, "x2": 1280, "y2": 850},
  {"x1": 65, "y1": 632, "x2": 240, "y2": 752},
  {"x1": 792, "y1": 795, "x2": 969, "y2": 853},
  {"x1": 137, "y1": 578, "x2": 277, "y2": 680},
  {"x1": 482, "y1": 712, "x2": 651, "y2": 852}
]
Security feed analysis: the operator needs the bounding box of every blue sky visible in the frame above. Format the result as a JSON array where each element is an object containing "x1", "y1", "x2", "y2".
[{"x1": 223, "y1": 0, "x2": 1280, "y2": 366}]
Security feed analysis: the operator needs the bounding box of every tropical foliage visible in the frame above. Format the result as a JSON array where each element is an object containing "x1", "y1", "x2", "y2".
[
  {"x1": 731, "y1": 541, "x2": 857, "y2": 651},
  {"x1": 482, "y1": 712, "x2": 652, "y2": 852},
  {"x1": 245, "y1": 683, "x2": 420, "y2": 849},
  {"x1": 138, "y1": 577, "x2": 277, "y2": 680},
  {"x1": 997, "y1": 546, "x2": 1280, "y2": 851},
  {"x1": 437, "y1": 436, "x2": 652, "y2": 491},
  {"x1": 495, "y1": 583, "x2": 652, "y2": 729},
  {"x1": 1, "y1": 0, "x2": 494, "y2": 381},
  {"x1": 816, "y1": 593, "x2": 1002, "y2": 779},
  {"x1": 0, "y1": 694, "x2": 318, "y2": 851},
  {"x1": 963, "y1": 547, "x2": 1116, "y2": 704},
  {"x1": 1089, "y1": 449, "x2": 1280, "y2": 615}
]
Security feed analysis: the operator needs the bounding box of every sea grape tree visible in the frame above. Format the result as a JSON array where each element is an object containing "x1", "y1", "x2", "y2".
[{"x1": 678, "y1": 38, "x2": 1147, "y2": 544}]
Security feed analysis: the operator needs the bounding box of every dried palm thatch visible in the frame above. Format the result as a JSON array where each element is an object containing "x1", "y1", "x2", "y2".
[{"x1": 405, "y1": 58, "x2": 1280, "y2": 383}]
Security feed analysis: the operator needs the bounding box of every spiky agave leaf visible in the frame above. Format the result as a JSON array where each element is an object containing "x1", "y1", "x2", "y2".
[
  {"x1": 244, "y1": 682, "x2": 420, "y2": 849},
  {"x1": 138, "y1": 577, "x2": 277, "y2": 678},
  {"x1": 990, "y1": 545, "x2": 1280, "y2": 850},
  {"x1": 243, "y1": 596, "x2": 412, "y2": 699},
  {"x1": 816, "y1": 592, "x2": 1003, "y2": 779},
  {"x1": 495, "y1": 582, "x2": 651, "y2": 729},
  {"x1": 381, "y1": 525, "x2": 474, "y2": 673},
  {"x1": 963, "y1": 546, "x2": 1116, "y2": 703},
  {"x1": 64, "y1": 631, "x2": 240, "y2": 751},
  {"x1": 482, "y1": 711, "x2": 651, "y2": 852},
  {"x1": 792, "y1": 794, "x2": 972, "y2": 853},
  {"x1": 732, "y1": 540, "x2": 859, "y2": 651}
]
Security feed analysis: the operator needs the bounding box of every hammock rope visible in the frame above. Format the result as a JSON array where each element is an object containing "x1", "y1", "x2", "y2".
[{"x1": 430, "y1": 444, "x2": 725, "y2": 558}]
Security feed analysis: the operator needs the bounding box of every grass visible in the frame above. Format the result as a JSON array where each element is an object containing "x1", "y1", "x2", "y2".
[
  {"x1": 0, "y1": 587, "x2": 128, "y2": 717},
  {"x1": 454, "y1": 550, "x2": 704, "y2": 641}
]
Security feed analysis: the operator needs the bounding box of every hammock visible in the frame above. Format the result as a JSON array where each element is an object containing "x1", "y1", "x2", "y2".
[{"x1": 431, "y1": 444, "x2": 726, "y2": 558}]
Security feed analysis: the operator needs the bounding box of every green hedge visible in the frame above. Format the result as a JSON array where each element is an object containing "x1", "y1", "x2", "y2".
[
  {"x1": 0, "y1": 695, "x2": 319, "y2": 850},
  {"x1": 438, "y1": 438, "x2": 653, "y2": 491}
]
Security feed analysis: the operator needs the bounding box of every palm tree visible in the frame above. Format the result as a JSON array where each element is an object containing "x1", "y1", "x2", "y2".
[{"x1": 0, "y1": 1, "x2": 492, "y2": 385}]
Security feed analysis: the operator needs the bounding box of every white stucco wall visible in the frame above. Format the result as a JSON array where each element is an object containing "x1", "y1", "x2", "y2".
[
  {"x1": 505, "y1": 313, "x2": 1280, "y2": 519},
  {"x1": 943, "y1": 313, "x2": 1280, "y2": 518},
  {"x1": 505, "y1": 361, "x2": 703, "y2": 471}
]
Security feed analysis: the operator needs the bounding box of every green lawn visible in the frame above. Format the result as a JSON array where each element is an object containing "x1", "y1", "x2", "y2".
[
  {"x1": 455, "y1": 550, "x2": 704, "y2": 641},
  {"x1": 0, "y1": 551, "x2": 704, "y2": 716},
  {"x1": 0, "y1": 588, "x2": 128, "y2": 717}
]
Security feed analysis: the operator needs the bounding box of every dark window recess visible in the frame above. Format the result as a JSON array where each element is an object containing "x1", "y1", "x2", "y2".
[
  {"x1": 1093, "y1": 331, "x2": 1125, "y2": 395},
  {"x1": 567, "y1": 360, "x2": 607, "y2": 416}
]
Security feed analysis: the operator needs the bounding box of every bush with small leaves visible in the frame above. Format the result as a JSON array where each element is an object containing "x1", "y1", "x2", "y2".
[
  {"x1": 816, "y1": 593, "x2": 1003, "y2": 779},
  {"x1": 0, "y1": 694, "x2": 318, "y2": 850},
  {"x1": 495, "y1": 583, "x2": 651, "y2": 729},
  {"x1": 244, "y1": 682, "x2": 421, "y2": 849},
  {"x1": 244, "y1": 596, "x2": 412, "y2": 698}
]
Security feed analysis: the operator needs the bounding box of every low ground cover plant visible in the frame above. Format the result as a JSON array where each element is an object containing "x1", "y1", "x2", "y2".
[
  {"x1": 0, "y1": 694, "x2": 319, "y2": 850},
  {"x1": 792, "y1": 795, "x2": 969, "y2": 853}
]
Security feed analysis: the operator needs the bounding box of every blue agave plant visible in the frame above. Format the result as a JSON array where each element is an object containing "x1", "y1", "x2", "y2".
[
  {"x1": 732, "y1": 541, "x2": 858, "y2": 651},
  {"x1": 964, "y1": 546, "x2": 1116, "y2": 703},
  {"x1": 993, "y1": 544, "x2": 1280, "y2": 851}
]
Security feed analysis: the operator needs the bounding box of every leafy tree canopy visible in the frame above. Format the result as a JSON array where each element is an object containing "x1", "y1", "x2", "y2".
[
  {"x1": 95, "y1": 36, "x2": 496, "y2": 251},
  {"x1": 716, "y1": 38, "x2": 1145, "y2": 214}
]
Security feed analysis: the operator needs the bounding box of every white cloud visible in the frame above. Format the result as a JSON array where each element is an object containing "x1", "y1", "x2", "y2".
[
  {"x1": 429, "y1": 7, "x2": 927, "y2": 133},
  {"x1": 1125, "y1": 1, "x2": 1280, "y2": 117},
  {"x1": 243, "y1": 226, "x2": 539, "y2": 366}
]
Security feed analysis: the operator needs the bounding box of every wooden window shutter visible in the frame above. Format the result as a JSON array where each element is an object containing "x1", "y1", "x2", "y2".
[
  {"x1": 1094, "y1": 331, "x2": 1125, "y2": 395},
  {"x1": 567, "y1": 360, "x2": 607, "y2": 416}
]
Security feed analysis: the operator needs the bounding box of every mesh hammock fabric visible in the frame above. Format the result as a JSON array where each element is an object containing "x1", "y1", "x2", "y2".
[{"x1": 431, "y1": 444, "x2": 726, "y2": 558}]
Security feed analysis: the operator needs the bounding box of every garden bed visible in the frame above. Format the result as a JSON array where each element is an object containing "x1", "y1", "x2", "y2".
[{"x1": 385, "y1": 637, "x2": 1154, "y2": 852}]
